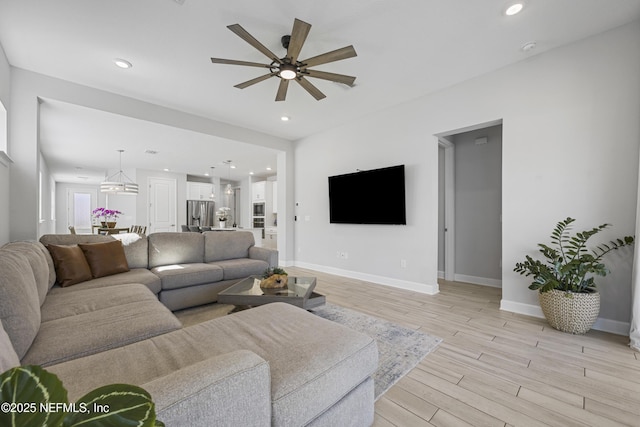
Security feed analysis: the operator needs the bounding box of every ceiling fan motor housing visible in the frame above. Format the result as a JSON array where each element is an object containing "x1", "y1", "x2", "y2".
[{"x1": 281, "y1": 35, "x2": 291, "y2": 49}]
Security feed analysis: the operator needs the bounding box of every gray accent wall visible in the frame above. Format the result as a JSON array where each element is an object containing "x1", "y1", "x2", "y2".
[{"x1": 452, "y1": 125, "x2": 502, "y2": 283}]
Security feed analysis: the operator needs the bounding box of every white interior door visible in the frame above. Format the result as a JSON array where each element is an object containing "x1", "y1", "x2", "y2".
[
  {"x1": 67, "y1": 188, "x2": 97, "y2": 234},
  {"x1": 149, "y1": 177, "x2": 176, "y2": 233}
]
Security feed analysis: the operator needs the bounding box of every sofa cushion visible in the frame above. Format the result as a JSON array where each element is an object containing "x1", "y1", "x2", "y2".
[
  {"x1": 79, "y1": 240, "x2": 130, "y2": 278},
  {"x1": 209, "y1": 259, "x2": 269, "y2": 280},
  {"x1": 144, "y1": 350, "x2": 272, "y2": 427},
  {"x1": 46, "y1": 244, "x2": 93, "y2": 287},
  {"x1": 40, "y1": 234, "x2": 149, "y2": 270},
  {"x1": 46, "y1": 303, "x2": 378, "y2": 426},
  {"x1": 1, "y1": 241, "x2": 55, "y2": 306},
  {"x1": 46, "y1": 268, "x2": 162, "y2": 295},
  {"x1": 0, "y1": 250, "x2": 42, "y2": 359},
  {"x1": 148, "y1": 233, "x2": 204, "y2": 269},
  {"x1": 151, "y1": 263, "x2": 224, "y2": 291},
  {"x1": 0, "y1": 322, "x2": 20, "y2": 373},
  {"x1": 21, "y1": 286, "x2": 182, "y2": 366},
  {"x1": 204, "y1": 231, "x2": 254, "y2": 262},
  {"x1": 41, "y1": 283, "x2": 160, "y2": 322},
  {"x1": 159, "y1": 280, "x2": 238, "y2": 311}
]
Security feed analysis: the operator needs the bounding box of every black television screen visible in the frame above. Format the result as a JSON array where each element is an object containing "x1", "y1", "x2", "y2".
[{"x1": 328, "y1": 165, "x2": 406, "y2": 225}]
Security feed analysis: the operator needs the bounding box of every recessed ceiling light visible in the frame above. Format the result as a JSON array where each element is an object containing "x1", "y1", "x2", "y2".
[
  {"x1": 266, "y1": 167, "x2": 272, "y2": 171},
  {"x1": 249, "y1": 172, "x2": 254, "y2": 175},
  {"x1": 114, "y1": 58, "x2": 133, "y2": 69},
  {"x1": 281, "y1": 116, "x2": 290, "y2": 121},
  {"x1": 163, "y1": 168, "x2": 170, "y2": 172},
  {"x1": 505, "y1": 3, "x2": 524, "y2": 16}
]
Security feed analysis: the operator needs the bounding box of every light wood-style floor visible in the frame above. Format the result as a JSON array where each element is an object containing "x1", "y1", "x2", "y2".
[{"x1": 285, "y1": 266, "x2": 640, "y2": 427}]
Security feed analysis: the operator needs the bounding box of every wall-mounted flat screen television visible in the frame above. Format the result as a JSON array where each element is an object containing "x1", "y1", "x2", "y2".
[{"x1": 328, "y1": 165, "x2": 406, "y2": 225}]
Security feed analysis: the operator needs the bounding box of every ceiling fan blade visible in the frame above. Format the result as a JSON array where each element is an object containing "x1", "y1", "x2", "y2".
[
  {"x1": 227, "y1": 23, "x2": 283, "y2": 64},
  {"x1": 295, "y1": 77, "x2": 326, "y2": 101},
  {"x1": 211, "y1": 58, "x2": 272, "y2": 68},
  {"x1": 234, "y1": 73, "x2": 277, "y2": 89},
  {"x1": 301, "y1": 45, "x2": 357, "y2": 68},
  {"x1": 287, "y1": 18, "x2": 311, "y2": 63},
  {"x1": 275, "y1": 79, "x2": 290, "y2": 102},
  {"x1": 304, "y1": 70, "x2": 356, "y2": 86}
]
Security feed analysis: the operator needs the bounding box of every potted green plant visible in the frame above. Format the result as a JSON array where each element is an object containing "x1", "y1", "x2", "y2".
[
  {"x1": 0, "y1": 365, "x2": 163, "y2": 427},
  {"x1": 514, "y1": 217, "x2": 634, "y2": 334}
]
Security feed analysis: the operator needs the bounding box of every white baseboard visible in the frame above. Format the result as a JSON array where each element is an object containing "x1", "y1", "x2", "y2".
[
  {"x1": 454, "y1": 274, "x2": 502, "y2": 288},
  {"x1": 500, "y1": 299, "x2": 630, "y2": 336},
  {"x1": 294, "y1": 261, "x2": 439, "y2": 295},
  {"x1": 279, "y1": 259, "x2": 295, "y2": 268},
  {"x1": 591, "y1": 318, "x2": 630, "y2": 336},
  {"x1": 438, "y1": 270, "x2": 444, "y2": 279},
  {"x1": 500, "y1": 299, "x2": 544, "y2": 318}
]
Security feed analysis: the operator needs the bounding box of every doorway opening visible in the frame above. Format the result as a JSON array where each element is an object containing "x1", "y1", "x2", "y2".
[
  {"x1": 437, "y1": 120, "x2": 503, "y2": 289},
  {"x1": 67, "y1": 188, "x2": 97, "y2": 234}
]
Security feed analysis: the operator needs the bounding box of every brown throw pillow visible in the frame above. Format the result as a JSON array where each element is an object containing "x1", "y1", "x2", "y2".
[
  {"x1": 79, "y1": 240, "x2": 130, "y2": 279},
  {"x1": 46, "y1": 244, "x2": 92, "y2": 287}
]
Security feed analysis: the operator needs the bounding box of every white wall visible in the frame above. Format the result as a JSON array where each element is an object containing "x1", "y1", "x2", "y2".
[
  {"x1": 0, "y1": 42, "x2": 11, "y2": 245},
  {"x1": 294, "y1": 21, "x2": 640, "y2": 332},
  {"x1": 37, "y1": 151, "x2": 55, "y2": 236},
  {"x1": 7, "y1": 68, "x2": 295, "y2": 261}
]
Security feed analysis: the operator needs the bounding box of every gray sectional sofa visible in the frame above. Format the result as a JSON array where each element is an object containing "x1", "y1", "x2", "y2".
[
  {"x1": 0, "y1": 231, "x2": 378, "y2": 426},
  {"x1": 40, "y1": 230, "x2": 279, "y2": 311}
]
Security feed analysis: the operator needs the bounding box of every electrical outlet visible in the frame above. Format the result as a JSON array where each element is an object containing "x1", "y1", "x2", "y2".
[{"x1": 401, "y1": 259, "x2": 407, "y2": 268}]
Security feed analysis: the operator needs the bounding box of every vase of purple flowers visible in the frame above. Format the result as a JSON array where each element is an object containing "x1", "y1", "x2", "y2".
[{"x1": 92, "y1": 207, "x2": 123, "y2": 228}]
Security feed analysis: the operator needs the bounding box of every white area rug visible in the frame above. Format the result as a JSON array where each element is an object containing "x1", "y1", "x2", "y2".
[{"x1": 310, "y1": 303, "x2": 442, "y2": 400}]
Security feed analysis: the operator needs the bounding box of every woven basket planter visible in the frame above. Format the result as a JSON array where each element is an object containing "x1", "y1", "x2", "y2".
[{"x1": 539, "y1": 290, "x2": 600, "y2": 334}]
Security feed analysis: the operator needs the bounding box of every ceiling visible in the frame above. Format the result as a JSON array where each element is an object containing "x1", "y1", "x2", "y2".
[{"x1": 1, "y1": 0, "x2": 640, "y2": 183}]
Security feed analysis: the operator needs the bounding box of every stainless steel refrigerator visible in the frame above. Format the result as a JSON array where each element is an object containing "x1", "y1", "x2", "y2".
[{"x1": 186, "y1": 200, "x2": 215, "y2": 227}]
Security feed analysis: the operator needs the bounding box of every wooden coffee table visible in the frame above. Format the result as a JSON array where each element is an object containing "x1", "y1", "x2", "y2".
[{"x1": 218, "y1": 275, "x2": 326, "y2": 310}]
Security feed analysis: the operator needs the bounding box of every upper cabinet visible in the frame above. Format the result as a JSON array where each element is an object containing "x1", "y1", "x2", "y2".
[
  {"x1": 187, "y1": 182, "x2": 214, "y2": 200},
  {"x1": 252, "y1": 181, "x2": 266, "y2": 202}
]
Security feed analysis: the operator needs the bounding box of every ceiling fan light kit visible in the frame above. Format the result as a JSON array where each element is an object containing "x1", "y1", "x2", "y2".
[{"x1": 210, "y1": 18, "x2": 357, "y2": 101}]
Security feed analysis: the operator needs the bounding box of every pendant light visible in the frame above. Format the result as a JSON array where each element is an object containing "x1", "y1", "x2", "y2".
[
  {"x1": 224, "y1": 160, "x2": 233, "y2": 195},
  {"x1": 100, "y1": 149, "x2": 139, "y2": 195}
]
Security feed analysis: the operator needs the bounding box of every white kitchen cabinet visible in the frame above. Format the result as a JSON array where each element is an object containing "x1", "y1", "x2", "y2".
[
  {"x1": 252, "y1": 181, "x2": 266, "y2": 201},
  {"x1": 187, "y1": 182, "x2": 214, "y2": 200},
  {"x1": 264, "y1": 228, "x2": 277, "y2": 249}
]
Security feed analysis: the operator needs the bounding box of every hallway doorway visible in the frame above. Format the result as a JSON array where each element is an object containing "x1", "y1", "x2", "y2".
[{"x1": 437, "y1": 120, "x2": 503, "y2": 288}]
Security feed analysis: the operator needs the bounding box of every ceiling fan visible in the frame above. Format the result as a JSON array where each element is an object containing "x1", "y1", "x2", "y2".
[{"x1": 210, "y1": 18, "x2": 357, "y2": 101}]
